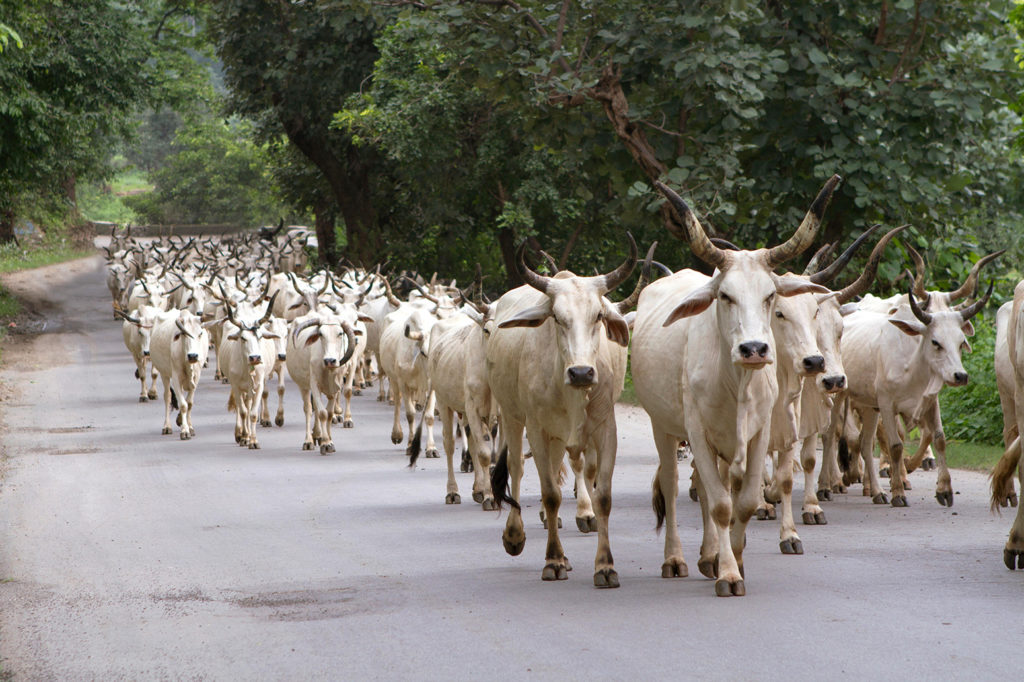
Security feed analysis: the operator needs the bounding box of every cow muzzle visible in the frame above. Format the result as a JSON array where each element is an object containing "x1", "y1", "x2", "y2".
[
  {"x1": 820, "y1": 374, "x2": 846, "y2": 393},
  {"x1": 949, "y1": 371, "x2": 969, "y2": 387},
  {"x1": 248, "y1": 355, "x2": 262, "y2": 365},
  {"x1": 277, "y1": 353, "x2": 287, "y2": 362},
  {"x1": 566, "y1": 365, "x2": 597, "y2": 387},
  {"x1": 323, "y1": 358, "x2": 339, "y2": 368},
  {"x1": 736, "y1": 341, "x2": 770, "y2": 367},
  {"x1": 187, "y1": 353, "x2": 199, "y2": 364},
  {"x1": 802, "y1": 355, "x2": 825, "y2": 375},
  {"x1": 143, "y1": 350, "x2": 150, "y2": 357}
]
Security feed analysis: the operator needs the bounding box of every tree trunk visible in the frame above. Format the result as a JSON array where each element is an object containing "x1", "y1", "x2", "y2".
[
  {"x1": 497, "y1": 227, "x2": 521, "y2": 290},
  {"x1": 0, "y1": 207, "x2": 16, "y2": 245},
  {"x1": 313, "y1": 198, "x2": 338, "y2": 267},
  {"x1": 63, "y1": 174, "x2": 92, "y2": 250}
]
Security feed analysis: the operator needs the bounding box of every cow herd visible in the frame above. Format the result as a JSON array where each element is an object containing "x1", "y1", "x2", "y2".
[{"x1": 102, "y1": 178, "x2": 1024, "y2": 596}]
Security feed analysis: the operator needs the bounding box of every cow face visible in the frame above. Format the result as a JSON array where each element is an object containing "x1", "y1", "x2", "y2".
[
  {"x1": 889, "y1": 310, "x2": 972, "y2": 387},
  {"x1": 812, "y1": 294, "x2": 851, "y2": 393},
  {"x1": 174, "y1": 313, "x2": 207, "y2": 364},
  {"x1": 771, "y1": 290, "x2": 825, "y2": 378},
  {"x1": 262, "y1": 316, "x2": 289, "y2": 362},
  {"x1": 404, "y1": 307, "x2": 439, "y2": 361}
]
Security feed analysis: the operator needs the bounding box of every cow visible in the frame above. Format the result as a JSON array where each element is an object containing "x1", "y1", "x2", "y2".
[
  {"x1": 994, "y1": 301, "x2": 1020, "y2": 508},
  {"x1": 285, "y1": 310, "x2": 357, "y2": 454},
  {"x1": 218, "y1": 295, "x2": 280, "y2": 449},
  {"x1": 840, "y1": 282, "x2": 992, "y2": 507},
  {"x1": 258, "y1": 314, "x2": 290, "y2": 428},
  {"x1": 488, "y1": 236, "x2": 637, "y2": 588},
  {"x1": 118, "y1": 305, "x2": 163, "y2": 402},
  {"x1": 631, "y1": 175, "x2": 838, "y2": 596},
  {"x1": 149, "y1": 310, "x2": 210, "y2": 439},
  {"x1": 992, "y1": 282, "x2": 1024, "y2": 569}
]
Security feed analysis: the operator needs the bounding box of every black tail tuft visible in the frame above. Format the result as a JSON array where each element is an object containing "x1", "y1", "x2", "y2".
[
  {"x1": 838, "y1": 437, "x2": 851, "y2": 472},
  {"x1": 652, "y1": 474, "x2": 666, "y2": 532},
  {"x1": 406, "y1": 418, "x2": 424, "y2": 468},
  {"x1": 490, "y1": 447, "x2": 520, "y2": 511},
  {"x1": 170, "y1": 388, "x2": 179, "y2": 411}
]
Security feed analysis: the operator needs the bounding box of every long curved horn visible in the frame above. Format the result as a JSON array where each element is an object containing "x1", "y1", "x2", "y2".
[
  {"x1": 175, "y1": 318, "x2": 194, "y2": 339},
  {"x1": 516, "y1": 241, "x2": 552, "y2": 293},
  {"x1": 907, "y1": 284, "x2": 932, "y2": 325},
  {"x1": 809, "y1": 224, "x2": 882, "y2": 285},
  {"x1": 115, "y1": 309, "x2": 142, "y2": 325},
  {"x1": 905, "y1": 242, "x2": 928, "y2": 298},
  {"x1": 946, "y1": 250, "x2": 1006, "y2": 302},
  {"x1": 958, "y1": 281, "x2": 994, "y2": 322},
  {"x1": 765, "y1": 174, "x2": 842, "y2": 268},
  {"x1": 339, "y1": 322, "x2": 357, "y2": 367},
  {"x1": 653, "y1": 180, "x2": 728, "y2": 270},
  {"x1": 538, "y1": 250, "x2": 560, "y2": 273},
  {"x1": 382, "y1": 278, "x2": 403, "y2": 307},
  {"x1": 260, "y1": 291, "x2": 280, "y2": 324},
  {"x1": 617, "y1": 242, "x2": 657, "y2": 313},
  {"x1": 291, "y1": 317, "x2": 321, "y2": 342},
  {"x1": 651, "y1": 261, "x2": 674, "y2": 277},
  {"x1": 404, "y1": 276, "x2": 440, "y2": 304},
  {"x1": 710, "y1": 237, "x2": 742, "y2": 252},
  {"x1": 600, "y1": 232, "x2": 638, "y2": 294},
  {"x1": 836, "y1": 225, "x2": 907, "y2": 304},
  {"x1": 802, "y1": 242, "x2": 835, "y2": 276}
]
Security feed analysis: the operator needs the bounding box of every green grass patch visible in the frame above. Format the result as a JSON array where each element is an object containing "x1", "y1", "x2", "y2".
[
  {"x1": 0, "y1": 239, "x2": 92, "y2": 274},
  {"x1": 79, "y1": 168, "x2": 152, "y2": 224},
  {"x1": 946, "y1": 440, "x2": 1005, "y2": 472}
]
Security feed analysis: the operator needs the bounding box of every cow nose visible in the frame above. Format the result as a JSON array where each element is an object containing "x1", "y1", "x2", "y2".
[
  {"x1": 822, "y1": 375, "x2": 846, "y2": 391},
  {"x1": 143, "y1": 350, "x2": 150, "y2": 357},
  {"x1": 738, "y1": 342, "x2": 769, "y2": 359},
  {"x1": 187, "y1": 353, "x2": 199, "y2": 363},
  {"x1": 324, "y1": 358, "x2": 339, "y2": 368},
  {"x1": 566, "y1": 365, "x2": 596, "y2": 387},
  {"x1": 277, "y1": 353, "x2": 287, "y2": 361},
  {"x1": 248, "y1": 354, "x2": 262, "y2": 365},
  {"x1": 953, "y1": 371, "x2": 969, "y2": 386},
  {"x1": 803, "y1": 355, "x2": 825, "y2": 374}
]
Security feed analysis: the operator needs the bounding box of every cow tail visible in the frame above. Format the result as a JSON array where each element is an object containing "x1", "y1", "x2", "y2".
[
  {"x1": 406, "y1": 416, "x2": 424, "y2": 468},
  {"x1": 491, "y1": 446, "x2": 520, "y2": 511},
  {"x1": 227, "y1": 393, "x2": 236, "y2": 413},
  {"x1": 838, "y1": 436, "x2": 851, "y2": 473},
  {"x1": 652, "y1": 473, "x2": 667, "y2": 532},
  {"x1": 991, "y1": 436, "x2": 1022, "y2": 513},
  {"x1": 170, "y1": 387, "x2": 179, "y2": 411}
]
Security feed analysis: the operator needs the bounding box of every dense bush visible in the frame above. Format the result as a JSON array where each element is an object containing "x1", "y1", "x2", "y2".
[{"x1": 940, "y1": 313, "x2": 1004, "y2": 445}]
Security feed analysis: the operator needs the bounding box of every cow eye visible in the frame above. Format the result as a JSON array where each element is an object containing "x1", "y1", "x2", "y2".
[
  {"x1": 719, "y1": 293, "x2": 733, "y2": 304},
  {"x1": 596, "y1": 311, "x2": 604, "y2": 324},
  {"x1": 931, "y1": 339, "x2": 942, "y2": 350},
  {"x1": 775, "y1": 311, "x2": 784, "y2": 319}
]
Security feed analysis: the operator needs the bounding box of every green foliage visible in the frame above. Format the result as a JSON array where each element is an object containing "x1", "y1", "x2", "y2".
[
  {"x1": 0, "y1": 22, "x2": 22, "y2": 52},
  {"x1": 78, "y1": 167, "x2": 153, "y2": 225},
  {"x1": 940, "y1": 313, "x2": 1004, "y2": 445},
  {"x1": 0, "y1": 236, "x2": 90, "y2": 274},
  {"x1": 123, "y1": 118, "x2": 287, "y2": 226}
]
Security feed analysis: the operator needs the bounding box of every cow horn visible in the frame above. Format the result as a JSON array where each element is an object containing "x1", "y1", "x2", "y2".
[
  {"x1": 802, "y1": 242, "x2": 835, "y2": 276},
  {"x1": 650, "y1": 261, "x2": 674, "y2": 277},
  {"x1": 382, "y1": 278, "x2": 403, "y2": 307},
  {"x1": 905, "y1": 242, "x2": 928, "y2": 298},
  {"x1": 958, "y1": 281, "x2": 994, "y2": 322},
  {"x1": 810, "y1": 224, "x2": 882, "y2": 285},
  {"x1": 946, "y1": 250, "x2": 1006, "y2": 302},
  {"x1": 617, "y1": 242, "x2": 657, "y2": 313},
  {"x1": 710, "y1": 238, "x2": 741, "y2": 252},
  {"x1": 175, "y1": 317, "x2": 194, "y2": 339},
  {"x1": 115, "y1": 309, "x2": 142, "y2": 325},
  {"x1": 766, "y1": 174, "x2": 841, "y2": 268},
  {"x1": 907, "y1": 284, "x2": 933, "y2": 325},
  {"x1": 291, "y1": 317, "x2": 321, "y2": 342},
  {"x1": 260, "y1": 291, "x2": 279, "y2": 324},
  {"x1": 835, "y1": 226, "x2": 907, "y2": 304},
  {"x1": 516, "y1": 241, "x2": 552, "y2": 293},
  {"x1": 404, "y1": 276, "x2": 440, "y2": 303},
  {"x1": 600, "y1": 232, "x2": 638, "y2": 294},
  {"x1": 339, "y1": 322, "x2": 357, "y2": 367},
  {"x1": 538, "y1": 250, "x2": 560, "y2": 273},
  {"x1": 654, "y1": 180, "x2": 728, "y2": 270}
]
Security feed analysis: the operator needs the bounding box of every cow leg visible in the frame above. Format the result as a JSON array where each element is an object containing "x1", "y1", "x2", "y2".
[
  {"x1": 422, "y1": 390, "x2": 438, "y2": 458},
  {"x1": 300, "y1": 387, "x2": 315, "y2": 451},
  {"x1": 774, "y1": 441, "x2": 803, "y2": 554},
  {"x1": 878, "y1": 406, "x2": 907, "y2": 507},
  {"x1": 921, "y1": 401, "x2": 953, "y2": 506},
  {"x1": 589, "y1": 421, "x2": 618, "y2": 588},
  {"x1": 180, "y1": 380, "x2": 196, "y2": 440},
  {"x1": 499, "y1": 419, "x2": 527, "y2": 556},
  {"x1": 690, "y1": 427, "x2": 744, "y2": 596},
  {"x1": 567, "y1": 449, "x2": 596, "y2": 533},
  {"x1": 651, "y1": 429, "x2": 687, "y2": 578},
  {"x1": 341, "y1": 364, "x2": 355, "y2": 428},
  {"x1": 441, "y1": 405, "x2": 459, "y2": 504},
  {"x1": 800, "y1": 435, "x2": 826, "y2": 524},
  {"x1": 318, "y1": 389, "x2": 336, "y2": 455},
  {"x1": 230, "y1": 387, "x2": 245, "y2": 445},
  {"x1": 377, "y1": 368, "x2": 388, "y2": 402},
  {"x1": 756, "y1": 453, "x2": 777, "y2": 520},
  {"x1": 248, "y1": 378, "x2": 265, "y2": 449},
  {"x1": 1006, "y1": 439, "x2": 1024, "y2": 568},
  {"x1": 159, "y1": 373, "x2": 174, "y2": 435},
  {"x1": 465, "y1": 396, "x2": 495, "y2": 510},
  {"x1": 148, "y1": 362, "x2": 158, "y2": 401},
  {"x1": 856, "y1": 409, "x2": 887, "y2": 504},
  {"x1": 259, "y1": 385, "x2": 272, "y2": 427},
  {"x1": 390, "y1": 384, "x2": 404, "y2": 444},
  {"x1": 527, "y1": 429, "x2": 569, "y2": 582},
  {"x1": 274, "y1": 365, "x2": 286, "y2": 427},
  {"x1": 817, "y1": 400, "x2": 843, "y2": 497},
  {"x1": 134, "y1": 354, "x2": 149, "y2": 402},
  {"x1": 905, "y1": 426, "x2": 933, "y2": 473}
]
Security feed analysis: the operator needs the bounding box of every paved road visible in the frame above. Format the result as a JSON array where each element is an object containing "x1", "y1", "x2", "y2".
[{"x1": 1, "y1": 255, "x2": 1022, "y2": 680}]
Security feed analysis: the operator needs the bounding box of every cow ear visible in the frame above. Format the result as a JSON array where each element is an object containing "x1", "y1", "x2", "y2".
[
  {"x1": 601, "y1": 299, "x2": 630, "y2": 346},
  {"x1": 623, "y1": 310, "x2": 637, "y2": 330},
  {"x1": 304, "y1": 333, "x2": 321, "y2": 347},
  {"x1": 663, "y1": 283, "x2": 715, "y2": 326},
  {"x1": 773, "y1": 273, "x2": 831, "y2": 298},
  {"x1": 498, "y1": 302, "x2": 552, "y2": 329},
  {"x1": 961, "y1": 320, "x2": 975, "y2": 337},
  {"x1": 888, "y1": 318, "x2": 925, "y2": 336},
  {"x1": 358, "y1": 313, "x2": 375, "y2": 323},
  {"x1": 227, "y1": 333, "x2": 240, "y2": 341},
  {"x1": 962, "y1": 339, "x2": 973, "y2": 354},
  {"x1": 839, "y1": 303, "x2": 859, "y2": 316},
  {"x1": 404, "y1": 325, "x2": 424, "y2": 341},
  {"x1": 262, "y1": 331, "x2": 280, "y2": 339}
]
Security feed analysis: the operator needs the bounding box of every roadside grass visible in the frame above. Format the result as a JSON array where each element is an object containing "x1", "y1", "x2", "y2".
[
  {"x1": 0, "y1": 239, "x2": 92, "y2": 274},
  {"x1": 79, "y1": 168, "x2": 151, "y2": 224}
]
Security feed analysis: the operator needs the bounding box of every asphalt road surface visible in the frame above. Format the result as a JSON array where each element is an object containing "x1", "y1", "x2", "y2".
[{"x1": 1, "y1": 255, "x2": 1022, "y2": 680}]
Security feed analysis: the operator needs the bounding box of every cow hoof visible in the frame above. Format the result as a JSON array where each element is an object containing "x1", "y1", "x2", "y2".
[
  {"x1": 922, "y1": 458, "x2": 936, "y2": 471},
  {"x1": 320, "y1": 443, "x2": 335, "y2": 455},
  {"x1": 1004, "y1": 548, "x2": 1024, "y2": 570},
  {"x1": 390, "y1": 435, "x2": 402, "y2": 445},
  {"x1": 180, "y1": 432, "x2": 191, "y2": 441},
  {"x1": 472, "y1": 491, "x2": 484, "y2": 504},
  {"x1": 445, "y1": 493, "x2": 461, "y2": 504},
  {"x1": 661, "y1": 559, "x2": 688, "y2": 578},
  {"x1": 697, "y1": 556, "x2": 719, "y2": 580},
  {"x1": 1011, "y1": 493, "x2": 1019, "y2": 508},
  {"x1": 936, "y1": 490, "x2": 954, "y2": 507},
  {"x1": 148, "y1": 390, "x2": 158, "y2": 400},
  {"x1": 715, "y1": 578, "x2": 745, "y2": 597},
  {"x1": 302, "y1": 442, "x2": 313, "y2": 451},
  {"x1": 377, "y1": 394, "x2": 386, "y2": 402},
  {"x1": 832, "y1": 484, "x2": 847, "y2": 494},
  {"x1": 576, "y1": 516, "x2": 596, "y2": 534},
  {"x1": 275, "y1": 416, "x2": 284, "y2": 427},
  {"x1": 802, "y1": 511, "x2": 827, "y2": 525},
  {"x1": 542, "y1": 562, "x2": 569, "y2": 581},
  {"x1": 872, "y1": 493, "x2": 889, "y2": 505},
  {"x1": 891, "y1": 495, "x2": 908, "y2": 508},
  {"x1": 879, "y1": 466, "x2": 890, "y2": 479},
  {"x1": 139, "y1": 396, "x2": 148, "y2": 403},
  {"x1": 755, "y1": 506, "x2": 776, "y2": 521},
  {"x1": 343, "y1": 419, "x2": 354, "y2": 429},
  {"x1": 248, "y1": 442, "x2": 260, "y2": 450},
  {"x1": 481, "y1": 498, "x2": 497, "y2": 511},
  {"x1": 425, "y1": 448, "x2": 439, "y2": 459},
  {"x1": 594, "y1": 568, "x2": 619, "y2": 588},
  {"x1": 502, "y1": 535, "x2": 525, "y2": 557},
  {"x1": 842, "y1": 472, "x2": 861, "y2": 486},
  {"x1": 260, "y1": 419, "x2": 272, "y2": 427},
  {"x1": 779, "y1": 538, "x2": 804, "y2": 555},
  {"x1": 352, "y1": 389, "x2": 362, "y2": 396},
  {"x1": 221, "y1": 378, "x2": 229, "y2": 385},
  {"x1": 816, "y1": 488, "x2": 832, "y2": 502},
  {"x1": 161, "y1": 427, "x2": 172, "y2": 435},
  {"x1": 688, "y1": 487, "x2": 698, "y2": 502}
]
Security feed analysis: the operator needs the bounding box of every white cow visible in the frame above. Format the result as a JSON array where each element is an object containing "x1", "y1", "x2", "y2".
[
  {"x1": 218, "y1": 295, "x2": 280, "y2": 449},
  {"x1": 991, "y1": 281, "x2": 1024, "y2": 569},
  {"x1": 488, "y1": 237, "x2": 636, "y2": 587},
  {"x1": 149, "y1": 310, "x2": 210, "y2": 439},
  {"x1": 119, "y1": 304, "x2": 163, "y2": 402},
  {"x1": 631, "y1": 176, "x2": 837, "y2": 596},
  {"x1": 379, "y1": 303, "x2": 442, "y2": 456}
]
